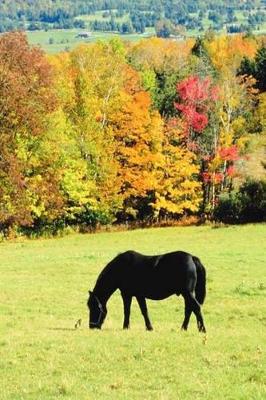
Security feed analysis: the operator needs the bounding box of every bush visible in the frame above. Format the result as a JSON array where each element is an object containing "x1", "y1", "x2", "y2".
[
  {"x1": 239, "y1": 179, "x2": 266, "y2": 222},
  {"x1": 213, "y1": 192, "x2": 242, "y2": 224},
  {"x1": 73, "y1": 206, "x2": 116, "y2": 230},
  {"x1": 214, "y1": 179, "x2": 266, "y2": 224}
]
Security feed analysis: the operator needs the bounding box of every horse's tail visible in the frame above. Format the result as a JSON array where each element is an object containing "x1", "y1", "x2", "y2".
[{"x1": 193, "y1": 256, "x2": 206, "y2": 305}]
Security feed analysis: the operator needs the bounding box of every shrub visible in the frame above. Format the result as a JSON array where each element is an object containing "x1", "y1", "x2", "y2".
[
  {"x1": 213, "y1": 192, "x2": 242, "y2": 224},
  {"x1": 214, "y1": 179, "x2": 266, "y2": 224},
  {"x1": 238, "y1": 179, "x2": 266, "y2": 222}
]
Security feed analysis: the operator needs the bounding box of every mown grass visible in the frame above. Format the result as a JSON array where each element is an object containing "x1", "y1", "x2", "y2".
[{"x1": 0, "y1": 224, "x2": 265, "y2": 399}]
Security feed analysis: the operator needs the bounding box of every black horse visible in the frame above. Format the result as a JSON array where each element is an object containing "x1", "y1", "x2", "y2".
[{"x1": 87, "y1": 250, "x2": 206, "y2": 332}]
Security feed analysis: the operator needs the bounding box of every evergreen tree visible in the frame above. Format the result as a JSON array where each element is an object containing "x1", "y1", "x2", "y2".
[{"x1": 255, "y1": 45, "x2": 266, "y2": 92}]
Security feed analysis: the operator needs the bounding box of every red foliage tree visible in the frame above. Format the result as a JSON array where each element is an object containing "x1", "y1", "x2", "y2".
[
  {"x1": 175, "y1": 75, "x2": 219, "y2": 136},
  {"x1": 0, "y1": 32, "x2": 61, "y2": 231},
  {"x1": 174, "y1": 75, "x2": 221, "y2": 213},
  {"x1": 219, "y1": 145, "x2": 239, "y2": 161}
]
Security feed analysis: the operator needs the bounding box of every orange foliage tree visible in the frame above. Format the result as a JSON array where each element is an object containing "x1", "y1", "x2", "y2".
[{"x1": 110, "y1": 66, "x2": 164, "y2": 220}]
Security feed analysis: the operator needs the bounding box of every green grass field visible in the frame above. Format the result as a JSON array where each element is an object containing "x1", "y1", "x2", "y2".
[
  {"x1": 26, "y1": 29, "x2": 154, "y2": 54},
  {"x1": 0, "y1": 224, "x2": 265, "y2": 399}
]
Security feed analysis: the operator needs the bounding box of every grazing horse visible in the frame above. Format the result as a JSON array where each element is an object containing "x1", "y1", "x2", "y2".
[{"x1": 87, "y1": 250, "x2": 206, "y2": 332}]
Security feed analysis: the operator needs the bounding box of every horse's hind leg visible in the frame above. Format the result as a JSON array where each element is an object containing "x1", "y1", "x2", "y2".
[
  {"x1": 181, "y1": 296, "x2": 192, "y2": 331},
  {"x1": 183, "y1": 292, "x2": 206, "y2": 333},
  {"x1": 121, "y1": 292, "x2": 132, "y2": 329},
  {"x1": 136, "y1": 296, "x2": 153, "y2": 331}
]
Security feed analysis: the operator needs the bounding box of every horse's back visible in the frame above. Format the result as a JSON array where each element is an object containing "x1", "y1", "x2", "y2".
[
  {"x1": 116, "y1": 250, "x2": 196, "y2": 299},
  {"x1": 120, "y1": 249, "x2": 192, "y2": 264}
]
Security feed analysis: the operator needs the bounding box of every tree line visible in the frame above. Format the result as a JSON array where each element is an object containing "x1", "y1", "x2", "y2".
[
  {"x1": 0, "y1": 0, "x2": 265, "y2": 33},
  {"x1": 0, "y1": 32, "x2": 265, "y2": 236}
]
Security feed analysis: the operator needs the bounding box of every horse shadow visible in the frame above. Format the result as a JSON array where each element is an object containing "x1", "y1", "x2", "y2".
[{"x1": 48, "y1": 327, "x2": 77, "y2": 332}]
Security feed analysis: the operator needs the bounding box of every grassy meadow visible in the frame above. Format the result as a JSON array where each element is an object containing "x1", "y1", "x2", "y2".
[
  {"x1": 26, "y1": 29, "x2": 154, "y2": 53},
  {"x1": 0, "y1": 224, "x2": 265, "y2": 399}
]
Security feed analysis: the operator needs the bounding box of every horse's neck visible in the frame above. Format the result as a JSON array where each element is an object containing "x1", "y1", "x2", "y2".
[{"x1": 94, "y1": 269, "x2": 117, "y2": 305}]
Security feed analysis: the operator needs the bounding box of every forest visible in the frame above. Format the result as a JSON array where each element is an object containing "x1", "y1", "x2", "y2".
[
  {"x1": 0, "y1": 0, "x2": 265, "y2": 34},
  {"x1": 0, "y1": 31, "x2": 265, "y2": 237}
]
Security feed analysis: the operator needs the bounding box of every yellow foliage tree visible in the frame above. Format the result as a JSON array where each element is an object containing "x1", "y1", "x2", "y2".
[
  {"x1": 206, "y1": 34, "x2": 258, "y2": 74},
  {"x1": 153, "y1": 120, "x2": 202, "y2": 218},
  {"x1": 51, "y1": 41, "x2": 127, "y2": 225}
]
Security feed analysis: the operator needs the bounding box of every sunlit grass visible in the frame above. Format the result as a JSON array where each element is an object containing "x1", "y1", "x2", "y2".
[{"x1": 0, "y1": 224, "x2": 265, "y2": 399}]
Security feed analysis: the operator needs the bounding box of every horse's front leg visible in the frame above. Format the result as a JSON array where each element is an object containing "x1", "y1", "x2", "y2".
[
  {"x1": 121, "y1": 292, "x2": 132, "y2": 329},
  {"x1": 136, "y1": 296, "x2": 153, "y2": 331}
]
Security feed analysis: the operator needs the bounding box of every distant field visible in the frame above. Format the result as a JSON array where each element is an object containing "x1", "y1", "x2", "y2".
[
  {"x1": 27, "y1": 29, "x2": 154, "y2": 53},
  {"x1": 0, "y1": 224, "x2": 265, "y2": 399}
]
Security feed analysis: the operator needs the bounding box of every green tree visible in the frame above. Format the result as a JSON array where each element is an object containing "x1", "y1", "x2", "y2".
[
  {"x1": 155, "y1": 19, "x2": 173, "y2": 38},
  {"x1": 255, "y1": 45, "x2": 266, "y2": 92}
]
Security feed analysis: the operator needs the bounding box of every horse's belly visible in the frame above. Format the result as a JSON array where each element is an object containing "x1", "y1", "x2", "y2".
[
  {"x1": 119, "y1": 268, "x2": 183, "y2": 299},
  {"x1": 145, "y1": 291, "x2": 176, "y2": 300},
  {"x1": 137, "y1": 283, "x2": 180, "y2": 300}
]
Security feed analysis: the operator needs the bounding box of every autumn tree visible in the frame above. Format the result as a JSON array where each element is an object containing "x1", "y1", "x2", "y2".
[
  {"x1": 110, "y1": 66, "x2": 164, "y2": 220},
  {"x1": 205, "y1": 34, "x2": 258, "y2": 75},
  {"x1": 0, "y1": 32, "x2": 61, "y2": 232},
  {"x1": 174, "y1": 74, "x2": 224, "y2": 212},
  {"x1": 52, "y1": 40, "x2": 130, "y2": 227},
  {"x1": 153, "y1": 119, "x2": 202, "y2": 219}
]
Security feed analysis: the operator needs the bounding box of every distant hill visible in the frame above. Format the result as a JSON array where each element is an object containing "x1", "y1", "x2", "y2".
[{"x1": 0, "y1": 0, "x2": 266, "y2": 36}]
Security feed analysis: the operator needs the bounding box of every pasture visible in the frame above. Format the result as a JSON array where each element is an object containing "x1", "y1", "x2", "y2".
[
  {"x1": 0, "y1": 224, "x2": 265, "y2": 399},
  {"x1": 26, "y1": 29, "x2": 154, "y2": 54}
]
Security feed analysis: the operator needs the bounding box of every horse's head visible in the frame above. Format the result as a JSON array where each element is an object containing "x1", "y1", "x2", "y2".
[{"x1": 87, "y1": 291, "x2": 107, "y2": 329}]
